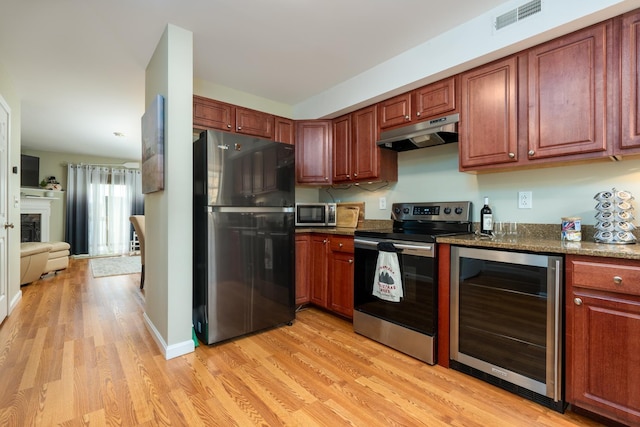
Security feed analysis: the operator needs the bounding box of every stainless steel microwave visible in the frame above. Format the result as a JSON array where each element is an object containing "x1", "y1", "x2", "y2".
[{"x1": 295, "y1": 203, "x2": 337, "y2": 227}]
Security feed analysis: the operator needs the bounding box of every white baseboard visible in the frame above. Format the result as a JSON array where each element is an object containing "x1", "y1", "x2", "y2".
[{"x1": 143, "y1": 311, "x2": 194, "y2": 360}]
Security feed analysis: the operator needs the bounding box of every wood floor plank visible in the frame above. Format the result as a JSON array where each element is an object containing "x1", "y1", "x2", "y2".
[{"x1": 0, "y1": 258, "x2": 607, "y2": 426}]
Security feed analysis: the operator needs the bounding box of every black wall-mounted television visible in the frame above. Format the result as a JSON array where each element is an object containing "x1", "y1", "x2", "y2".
[{"x1": 21, "y1": 154, "x2": 40, "y2": 188}]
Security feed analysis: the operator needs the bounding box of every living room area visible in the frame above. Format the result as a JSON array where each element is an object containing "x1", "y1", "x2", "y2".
[{"x1": 19, "y1": 148, "x2": 144, "y2": 286}]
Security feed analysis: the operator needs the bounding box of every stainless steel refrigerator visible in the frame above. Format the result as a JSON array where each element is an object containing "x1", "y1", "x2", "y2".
[{"x1": 193, "y1": 130, "x2": 296, "y2": 345}]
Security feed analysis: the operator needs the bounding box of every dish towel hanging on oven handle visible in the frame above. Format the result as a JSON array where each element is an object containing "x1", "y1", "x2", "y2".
[{"x1": 372, "y1": 242, "x2": 403, "y2": 302}]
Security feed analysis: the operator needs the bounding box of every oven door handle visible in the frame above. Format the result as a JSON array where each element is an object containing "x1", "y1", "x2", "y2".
[{"x1": 354, "y1": 238, "x2": 433, "y2": 253}]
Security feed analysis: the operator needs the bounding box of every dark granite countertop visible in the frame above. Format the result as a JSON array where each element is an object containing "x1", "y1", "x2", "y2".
[
  {"x1": 438, "y1": 233, "x2": 640, "y2": 260},
  {"x1": 297, "y1": 221, "x2": 640, "y2": 260}
]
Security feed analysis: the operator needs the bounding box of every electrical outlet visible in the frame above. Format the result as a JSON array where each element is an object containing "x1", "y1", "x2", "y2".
[
  {"x1": 518, "y1": 191, "x2": 532, "y2": 209},
  {"x1": 379, "y1": 197, "x2": 387, "y2": 210}
]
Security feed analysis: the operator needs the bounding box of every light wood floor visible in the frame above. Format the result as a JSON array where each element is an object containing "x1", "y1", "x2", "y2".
[{"x1": 0, "y1": 258, "x2": 604, "y2": 426}]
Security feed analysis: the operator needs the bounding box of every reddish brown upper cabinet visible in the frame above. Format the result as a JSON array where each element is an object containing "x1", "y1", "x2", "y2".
[
  {"x1": 566, "y1": 255, "x2": 640, "y2": 426},
  {"x1": 235, "y1": 106, "x2": 274, "y2": 139},
  {"x1": 526, "y1": 21, "x2": 613, "y2": 160},
  {"x1": 296, "y1": 120, "x2": 332, "y2": 185},
  {"x1": 274, "y1": 116, "x2": 295, "y2": 145},
  {"x1": 332, "y1": 106, "x2": 397, "y2": 184},
  {"x1": 193, "y1": 95, "x2": 234, "y2": 132},
  {"x1": 378, "y1": 77, "x2": 458, "y2": 131},
  {"x1": 193, "y1": 96, "x2": 276, "y2": 140},
  {"x1": 378, "y1": 93, "x2": 412, "y2": 130},
  {"x1": 620, "y1": 10, "x2": 640, "y2": 155},
  {"x1": 413, "y1": 76, "x2": 457, "y2": 121},
  {"x1": 459, "y1": 56, "x2": 519, "y2": 170}
]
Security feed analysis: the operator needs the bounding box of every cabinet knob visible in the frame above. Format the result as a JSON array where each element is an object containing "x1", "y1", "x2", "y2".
[
  {"x1": 405, "y1": 115, "x2": 410, "y2": 120},
  {"x1": 613, "y1": 276, "x2": 623, "y2": 285},
  {"x1": 339, "y1": 243, "x2": 343, "y2": 248},
  {"x1": 4, "y1": 223, "x2": 14, "y2": 229},
  {"x1": 324, "y1": 177, "x2": 329, "y2": 181},
  {"x1": 237, "y1": 126, "x2": 242, "y2": 131},
  {"x1": 508, "y1": 152, "x2": 515, "y2": 159},
  {"x1": 323, "y1": 239, "x2": 328, "y2": 244},
  {"x1": 348, "y1": 259, "x2": 353, "y2": 264},
  {"x1": 416, "y1": 112, "x2": 421, "y2": 117},
  {"x1": 528, "y1": 150, "x2": 535, "y2": 156},
  {"x1": 574, "y1": 297, "x2": 583, "y2": 306},
  {"x1": 346, "y1": 174, "x2": 350, "y2": 178},
  {"x1": 227, "y1": 124, "x2": 232, "y2": 128},
  {"x1": 353, "y1": 173, "x2": 358, "y2": 177}
]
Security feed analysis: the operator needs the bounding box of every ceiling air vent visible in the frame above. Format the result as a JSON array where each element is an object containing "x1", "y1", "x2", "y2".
[{"x1": 495, "y1": 0, "x2": 542, "y2": 31}]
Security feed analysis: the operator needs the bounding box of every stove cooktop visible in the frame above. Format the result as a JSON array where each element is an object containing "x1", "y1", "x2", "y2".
[{"x1": 355, "y1": 201, "x2": 474, "y2": 243}]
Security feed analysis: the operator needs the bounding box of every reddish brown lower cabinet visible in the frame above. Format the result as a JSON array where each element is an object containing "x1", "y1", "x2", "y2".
[
  {"x1": 328, "y1": 236, "x2": 354, "y2": 318},
  {"x1": 566, "y1": 255, "x2": 640, "y2": 426},
  {"x1": 309, "y1": 234, "x2": 329, "y2": 308},
  {"x1": 295, "y1": 234, "x2": 310, "y2": 305},
  {"x1": 296, "y1": 233, "x2": 354, "y2": 318}
]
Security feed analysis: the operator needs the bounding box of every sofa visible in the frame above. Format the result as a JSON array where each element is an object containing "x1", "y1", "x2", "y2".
[
  {"x1": 20, "y1": 241, "x2": 71, "y2": 285},
  {"x1": 20, "y1": 242, "x2": 52, "y2": 285}
]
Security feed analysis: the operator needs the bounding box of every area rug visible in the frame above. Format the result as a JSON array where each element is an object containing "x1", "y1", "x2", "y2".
[{"x1": 90, "y1": 255, "x2": 141, "y2": 278}]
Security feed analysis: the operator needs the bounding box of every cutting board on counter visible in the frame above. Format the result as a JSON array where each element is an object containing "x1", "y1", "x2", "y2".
[{"x1": 336, "y1": 202, "x2": 365, "y2": 229}]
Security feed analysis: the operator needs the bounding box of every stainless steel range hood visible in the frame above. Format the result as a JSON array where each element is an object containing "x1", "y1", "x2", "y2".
[{"x1": 377, "y1": 113, "x2": 459, "y2": 152}]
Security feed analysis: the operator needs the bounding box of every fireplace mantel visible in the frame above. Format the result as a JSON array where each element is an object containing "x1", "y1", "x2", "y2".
[{"x1": 21, "y1": 197, "x2": 52, "y2": 242}]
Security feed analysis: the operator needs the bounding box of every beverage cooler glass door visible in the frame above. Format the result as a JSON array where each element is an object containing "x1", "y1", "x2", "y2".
[{"x1": 450, "y1": 246, "x2": 563, "y2": 404}]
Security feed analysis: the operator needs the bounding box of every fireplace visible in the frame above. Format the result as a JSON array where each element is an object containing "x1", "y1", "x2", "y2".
[
  {"x1": 21, "y1": 213, "x2": 41, "y2": 242},
  {"x1": 20, "y1": 198, "x2": 52, "y2": 242}
]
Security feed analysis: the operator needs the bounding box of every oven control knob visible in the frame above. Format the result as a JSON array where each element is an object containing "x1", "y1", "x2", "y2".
[
  {"x1": 444, "y1": 207, "x2": 451, "y2": 214},
  {"x1": 394, "y1": 207, "x2": 401, "y2": 214},
  {"x1": 403, "y1": 208, "x2": 410, "y2": 214},
  {"x1": 455, "y1": 207, "x2": 463, "y2": 215}
]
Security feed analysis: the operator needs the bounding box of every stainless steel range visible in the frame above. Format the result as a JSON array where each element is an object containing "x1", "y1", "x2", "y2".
[{"x1": 353, "y1": 201, "x2": 472, "y2": 364}]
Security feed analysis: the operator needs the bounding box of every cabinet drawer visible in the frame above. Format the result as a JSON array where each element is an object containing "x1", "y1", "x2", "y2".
[
  {"x1": 570, "y1": 258, "x2": 640, "y2": 297},
  {"x1": 330, "y1": 236, "x2": 354, "y2": 253}
]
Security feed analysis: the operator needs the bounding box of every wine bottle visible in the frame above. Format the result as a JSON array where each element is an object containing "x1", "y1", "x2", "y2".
[{"x1": 481, "y1": 197, "x2": 493, "y2": 235}]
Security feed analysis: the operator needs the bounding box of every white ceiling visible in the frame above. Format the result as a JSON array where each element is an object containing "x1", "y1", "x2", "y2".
[{"x1": 0, "y1": 0, "x2": 517, "y2": 160}]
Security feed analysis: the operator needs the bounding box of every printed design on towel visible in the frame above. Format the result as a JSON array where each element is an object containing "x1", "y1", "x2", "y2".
[{"x1": 373, "y1": 249, "x2": 404, "y2": 302}]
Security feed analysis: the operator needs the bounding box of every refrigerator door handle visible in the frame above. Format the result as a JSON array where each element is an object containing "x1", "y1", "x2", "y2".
[{"x1": 210, "y1": 206, "x2": 294, "y2": 214}]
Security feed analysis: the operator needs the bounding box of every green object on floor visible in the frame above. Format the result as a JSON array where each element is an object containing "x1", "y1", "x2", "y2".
[{"x1": 192, "y1": 325, "x2": 199, "y2": 347}]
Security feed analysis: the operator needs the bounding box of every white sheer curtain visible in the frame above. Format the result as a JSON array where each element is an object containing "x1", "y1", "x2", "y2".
[{"x1": 86, "y1": 167, "x2": 140, "y2": 256}]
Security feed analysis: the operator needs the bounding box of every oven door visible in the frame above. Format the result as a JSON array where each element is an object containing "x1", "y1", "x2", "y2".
[{"x1": 353, "y1": 237, "x2": 437, "y2": 363}]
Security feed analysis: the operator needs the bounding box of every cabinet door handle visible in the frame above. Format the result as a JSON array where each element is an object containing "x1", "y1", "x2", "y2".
[
  {"x1": 338, "y1": 243, "x2": 343, "y2": 248},
  {"x1": 508, "y1": 152, "x2": 515, "y2": 159},
  {"x1": 613, "y1": 276, "x2": 623, "y2": 285},
  {"x1": 353, "y1": 173, "x2": 358, "y2": 177},
  {"x1": 416, "y1": 112, "x2": 421, "y2": 117},
  {"x1": 4, "y1": 223, "x2": 14, "y2": 229},
  {"x1": 404, "y1": 115, "x2": 410, "y2": 120},
  {"x1": 323, "y1": 239, "x2": 328, "y2": 244},
  {"x1": 574, "y1": 297, "x2": 583, "y2": 306},
  {"x1": 348, "y1": 259, "x2": 353, "y2": 264},
  {"x1": 528, "y1": 150, "x2": 535, "y2": 156},
  {"x1": 227, "y1": 124, "x2": 232, "y2": 128},
  {"x1": 237, "y1": 126, "x2": 242, "y2": 131}
]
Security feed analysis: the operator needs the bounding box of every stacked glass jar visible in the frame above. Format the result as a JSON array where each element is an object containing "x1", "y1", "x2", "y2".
[{"x1": 594, "y1": 188, "x2": 637, "y2": 244}]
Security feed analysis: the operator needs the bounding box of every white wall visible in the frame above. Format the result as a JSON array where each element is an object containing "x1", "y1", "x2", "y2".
[
  {"x1": 295, "y1": 0, "x2": 640, "y2": 119},
  {"x1": 317, "y1": 143, "x2": 640, "y2": 227},
  {"x1": 0, "y1": 61, "x2": 23, "y2": 314},
  {"x1": 144, "y1": 24, "x2": 194, "y2": 359}
]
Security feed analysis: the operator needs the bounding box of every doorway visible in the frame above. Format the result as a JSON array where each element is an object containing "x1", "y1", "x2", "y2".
[{"x1": 0, "y1": 95, "x2": 11, "y2": 323}]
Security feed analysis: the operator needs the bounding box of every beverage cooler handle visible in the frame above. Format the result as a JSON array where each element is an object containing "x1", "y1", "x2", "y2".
[{"x1": 553, "y1": 259, "x2": 562, "y2": 402}]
